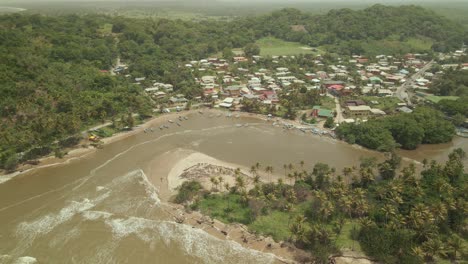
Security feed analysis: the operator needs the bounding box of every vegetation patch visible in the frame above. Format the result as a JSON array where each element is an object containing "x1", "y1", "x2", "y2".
[{"x1": 255, "y1": 37, "x2": 319, "y2": 56}]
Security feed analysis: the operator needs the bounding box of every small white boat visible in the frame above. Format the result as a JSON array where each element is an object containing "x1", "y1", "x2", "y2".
[
  {"x1": 168, "y1": 120, "x2": 174, "y2": 123},
  {"x1": 236, "y1": 124, "x2": 242, "y2": 127}
]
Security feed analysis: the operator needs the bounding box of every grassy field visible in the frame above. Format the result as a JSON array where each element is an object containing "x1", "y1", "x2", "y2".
[
  {"x1": 335, "y1": 221, "x2": 362, "y2": 252},
  {"x1": 98, "y1": 23, "x2": 113, "y2": 35},
  {"x1": 255, "y1": 37, "x2": 320, "y2": 57},
  {"x1": 198, "y1": 193, "x2": 253, "y2": 224},
  {"x1": 320, "y1": 96, "x2": 336, "y2": 110},
  {"x1": 425, "y1": 95, "x2": 460, "y2": 103},
  {"x1": 249, "y1": 211, "x2": 292, "y2": 241}
]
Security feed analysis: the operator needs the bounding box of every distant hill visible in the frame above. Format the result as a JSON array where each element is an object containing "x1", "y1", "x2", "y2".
[{"x1": 246, "y1": 5, "x2": 467, "y2": 55}]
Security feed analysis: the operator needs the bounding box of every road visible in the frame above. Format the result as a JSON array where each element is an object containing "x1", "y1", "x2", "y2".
[
  {"x1": 395, "y1": 60, "x2": 434, "y2": 106},
  {"x1": 334, "y1": 96, "x2": 344, "y2": 124}
]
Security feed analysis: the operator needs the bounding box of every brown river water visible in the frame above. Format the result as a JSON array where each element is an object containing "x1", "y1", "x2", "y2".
[{"x1": 0, "y1": 112, "x2": 466, "y2": 264}]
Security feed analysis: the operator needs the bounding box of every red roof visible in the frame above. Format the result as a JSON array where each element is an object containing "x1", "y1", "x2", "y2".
[
  {"x1": 262, "y1": 90, "x2": 275, "y2": 96},
  {"x1": 328, "y1": 84, "x2": 344, "y2": 90}
]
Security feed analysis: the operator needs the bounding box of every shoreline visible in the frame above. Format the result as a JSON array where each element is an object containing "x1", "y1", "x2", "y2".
[
  {"x1": 148, "y1": 149, "x2": 313, "y2": 263},
  {"x1": 0, "y1": 108, "x2": 443, "y2": 263},
  {"x1": 0, "y1": 110, "x2": 201, "y2": 181},
  {"x1": 2, "y1": 107, "x2": 454, "y2": 183}
]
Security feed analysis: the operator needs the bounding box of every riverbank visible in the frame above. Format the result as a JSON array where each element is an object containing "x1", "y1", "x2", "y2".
[
  {"x1": 0, "y1": 110, "x2": 202, "y2": 181},
  {"x1": 146, "y1": 148, "x2": 314, "y2": 263}
]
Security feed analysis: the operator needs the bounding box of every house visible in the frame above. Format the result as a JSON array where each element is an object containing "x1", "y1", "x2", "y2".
[
  {"x1": 369, "y1": 76, "x2": 383, "y2": 84},
  {"x1": 398, "y1": 106, "x2": 413, "y2": 113},
  {"x1": 169, "y1": 95, "x2": 188, "y2": 105},
  {"x1": 224, "y1": 85, "x2": 242, "y2": 97},
  {"x1": 377, "y1": 89, "x2": 393, "y2": 97},
  {"x1": 233, "y1": 57, "x2": 248, "y2": 62},
  {"x1": 370, "y1": 108, "x2": 386, "y2": 115},
  {"x1": 345, "y1": 100, "x2": 366, "y2": 107},
  {"x1": 311, "y1": 106, "x2": 334, "y2": 119},
  {"x1": 259, "y1": 90, "x2": 279, "y2": 104},
  {"x1": 219, "y1": 97, "x2": 234, "y2": 108},
  {"x1": 346, "y1": 105, "x2": 372, "y2": 117},
  {"x1": 201, "y1": 76, "x2": 216, "y2": 84}
]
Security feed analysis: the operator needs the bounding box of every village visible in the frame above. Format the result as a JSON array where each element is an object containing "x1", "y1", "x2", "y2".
[{"x1": 115, "y1": 46, "x2": 468, "y2": 138}]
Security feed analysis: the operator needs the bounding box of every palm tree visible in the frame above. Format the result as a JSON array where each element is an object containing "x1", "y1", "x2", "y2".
[
  {"x1": 289, "y1": 215, "x2": 307, "y2": 243},
  {"x1": 319, "y1": 200, "x2": 334, "y2": 222},
  {"x1": 446, "y1": 235, "x2": 464, "y2": 261},
  {"x1": 430, "y1": 202, "x2": 447, "y2": 223},
  {"x1": 299, "y1": 160, "x2": 305, "y2": 169},
  {"x1": 218, "y1": 176, "x2": 224, "y2": 190},
  {"x1": 265, "y1": 165, "x2": 273, "y2": 182},
  {"x1": 235, "y1": 175, "x2": 246, "y2": 192},
  {"x1": 255, "y1": 162, "x2": 261, "y2": 171},
  {"x1": 381, "y1": 204, "x2": 396, "y2": 225},
  {"x1": 234, "y1": 167, "x2": 241, "y2": 177},
  {"x1": 250, "y1": 165, "x2": 257, "y2": 176},
  {"x1": 422, "y1": 238, "x2": 443, "y2": 263},
  {"x1": 283, "y1": 164, "x2": 287, "y2": 177},
  {"x1": 210, "y1": 176, "x2": 218, "y2": 190}
]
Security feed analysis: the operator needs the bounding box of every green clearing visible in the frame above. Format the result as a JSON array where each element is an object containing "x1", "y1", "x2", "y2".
[
  {"x1": 249, "y1": 210, "x2": 292, "y2": 241},
  {"x1": 198, "y1": 193, "x2": 253, "y2": 224},
  {"x1": 320, "y1": 96, "x2": 336, "y2": 110},
  {"x1": 255, "y1": 37, "x2": 320, "y2": 56},
  {"x1": 405, "y1": 37, "x2": 433, "y2": 51},
  {"x1": 425, "y1": 95, "x2": 460, "y2": 103},
  {"x1": 97, "y1": 23, "x2": 113, "y2": 35},
  {"x1": 359, "y1": 37, "x2": 433, "y2": 56},
  {"x1": 335, "y1": 221, "x2": 362, "y2": 252}
]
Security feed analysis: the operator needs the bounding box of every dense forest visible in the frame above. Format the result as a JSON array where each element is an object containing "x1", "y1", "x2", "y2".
[
  {"x1": 0, "y1": 5, "x2": 466, "y2": 170},
  {"x1": 431, "y1": 69, "x2": 468, "y2": 97},
  {"x1": 335, "y1": 107, "x2": 455, "y2": 151},
  {"x1": 176, "y1": 149, "x2": 467, "y2": 263},
  {"x1": 0, "y1": 14, "x2": 153, "y2": 170},
  {"x1": 244, "y1": 5, "x2": 468, "y2": 54}
]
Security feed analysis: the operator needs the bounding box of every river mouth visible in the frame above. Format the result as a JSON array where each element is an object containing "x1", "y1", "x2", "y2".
[{"x1": 0, "y1": 110, "x2": 466, "y2": 263}]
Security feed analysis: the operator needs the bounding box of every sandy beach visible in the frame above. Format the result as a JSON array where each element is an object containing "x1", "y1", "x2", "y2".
[{"x1": 0, "y1": 108, "x2": 378, "y2": 263}]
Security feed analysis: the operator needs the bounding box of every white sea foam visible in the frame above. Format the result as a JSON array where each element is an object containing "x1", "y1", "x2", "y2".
[
  {"x1": 48, "y1": 226, "x2": 81, "y2": 249},
  {"x1": 13, "y1": 256, "x2": 37, "y2": 264},
  {"x1": 82, "y1": 210, "x2": 112, "y2": 221},
  {"x1": 14, "y1": 190, "x2": 110, "y2": 253},
  {"x1": 104, "y1": 216, "x2": 275, "y2": 264}
]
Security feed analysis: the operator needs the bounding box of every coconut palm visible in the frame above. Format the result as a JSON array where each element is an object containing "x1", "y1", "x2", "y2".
[
  {"x1": 255, "y1": 162, "x2": 261, "y2": 171},
  {"x1": 287, "y1": 173, "x2": 294, "y2": 184},
  {"x1": 235, "y1": 175, "x2": 246, "y2": 192},
  {"x1": 218, "y1": 176, "x2": 224, "y2": 189},
  {"x1": 289, "y1": 215, "x2": 307, "y2": 243},
  {"x1": 210, "y1": 176, "x2": 219, "y2": 190},
  {"x1": 446, "y1": 235, "x2": 464, "y2": 261},
  {"x1": 381, "y1": 204, "x2": 396, "y2": 225},
  {"x1": 250, "y1": 165, "x2": 257, "y2": 176}
]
